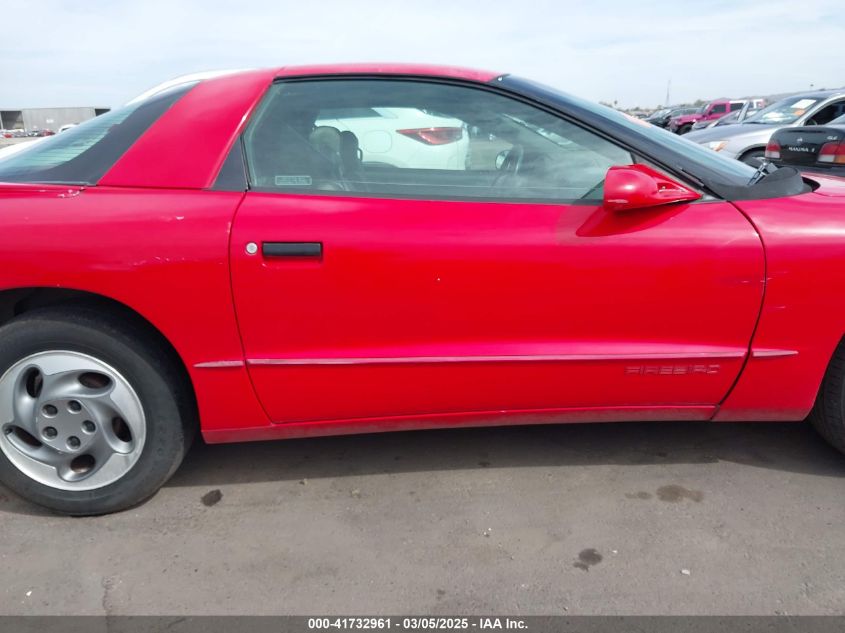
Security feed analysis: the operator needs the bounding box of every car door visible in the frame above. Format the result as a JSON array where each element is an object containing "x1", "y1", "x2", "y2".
[
  {"x1": 230, "y1": 77, "x2": 764, "y2": 424},
  {"x1": 707, "y1": 103, "x2": 727, "y2": 120}
]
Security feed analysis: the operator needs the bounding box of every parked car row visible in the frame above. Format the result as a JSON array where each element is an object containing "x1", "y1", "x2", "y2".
[
  {"x1": 643, "y1": 99, "x2": 766, "y2": 136},
  {"x1": 644, "y1": 106, "x2": 699, "y2": 128},
  {"x1": 1, "y1": 129, "x2": 55, "y2": 138},
  {"x1": 642, "y1": 89, "x2": 845, "y2": 174},
  {"x1": 690, "y1": 101, "x2": 761, "y2": 131},
  {"x1": 686, "y1": 90, "x2": 845, "y2": 165},
  {"x1": 669, "y1": 98, "x2": 766, "y2": 134},
  {"x1": 669, "y1": 99, "x2": 743, "y2": 134}
]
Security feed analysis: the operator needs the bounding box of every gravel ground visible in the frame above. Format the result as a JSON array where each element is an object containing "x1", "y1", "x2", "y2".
[
  {"x1": 0, "y1": 138, "x2": 36, "y2": 149},
  {"x1": 0, "y1": 420, "x2": 843, "y2": 615}
]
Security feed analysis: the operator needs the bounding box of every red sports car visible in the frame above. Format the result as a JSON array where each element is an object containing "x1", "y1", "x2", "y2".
[{"x1": 0, "y1": 64, "x2": 843, "y2": 515}]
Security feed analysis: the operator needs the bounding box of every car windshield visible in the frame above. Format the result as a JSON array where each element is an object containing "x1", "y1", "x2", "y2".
[
  {"x1": 0, "y1": 83, "x2": 195, "y2": 185},
  {"x1": 745, "y1": 96, "x2": 820, "y2": 125}
]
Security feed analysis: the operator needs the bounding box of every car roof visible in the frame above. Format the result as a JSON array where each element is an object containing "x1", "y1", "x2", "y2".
[
  {"x1": 129, "y1": 65, "x2": 503, "y2": 106},
  {"x1": 128, "y1": 69, "x2": 255, "y2": 104},
  {"x1": 782, "y1": 89, "x2": 845, "y2": 100},
  {"x1": 272, "y1": 63, "x2": 501, "y2": 82}
]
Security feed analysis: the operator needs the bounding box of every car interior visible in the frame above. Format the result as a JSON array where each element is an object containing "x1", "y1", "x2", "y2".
[
  {"x1": 245, "y1": 80, "x2": 633, "y2": 202},
  {"x1": 806, "y1": 99, "x2": 845, "y2": 126}
]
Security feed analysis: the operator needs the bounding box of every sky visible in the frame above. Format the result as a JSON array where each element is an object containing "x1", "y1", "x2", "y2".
[{"x1": 2, "y1": 0, "x2": 843, "y2": 110}]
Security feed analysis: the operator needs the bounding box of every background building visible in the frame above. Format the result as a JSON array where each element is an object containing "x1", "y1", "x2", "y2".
[{"x1": 0, "y1": 106, "x2": 110, "y2": 133}]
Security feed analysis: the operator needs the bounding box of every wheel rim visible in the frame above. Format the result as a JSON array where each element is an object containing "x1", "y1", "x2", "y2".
[{"x1": 0, "y1": 351, "x2": 146, "y2": 491}]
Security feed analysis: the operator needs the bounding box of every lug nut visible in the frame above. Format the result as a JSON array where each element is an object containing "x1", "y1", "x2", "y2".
[
  {"x1": 68, "y1": 401, "x2": 81, "y2": 413},
  {"x1": 42, "y1": 404, "x2": 58, "y2": 417},
  {"x1": 43, "y1": 426, "x2": 58, "y2": 439},
  {"x1": 67, "y1": 436, "x2": 81, "y2": 449},
  {"x1": 82, "y1": 420, "x2": 96, "y2": 433}
]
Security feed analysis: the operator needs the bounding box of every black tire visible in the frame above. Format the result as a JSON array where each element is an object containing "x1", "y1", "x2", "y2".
[
  {"x1": 678, "y1": 124, "x2": 692, "y2": 135},
  {"x1": 809, "y1": 341, "x2": 845, "y2": 455},
  {"x1": 0, "y1": 306, "x2": 196, "y2": 515},
  {"x1": 740, "y1": 149, "x2": 765, "y2": 165}
]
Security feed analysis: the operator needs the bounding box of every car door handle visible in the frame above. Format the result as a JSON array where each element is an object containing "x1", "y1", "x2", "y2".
[{"x1": 261, "y1": 242, "x2": 323, "y2": 259}]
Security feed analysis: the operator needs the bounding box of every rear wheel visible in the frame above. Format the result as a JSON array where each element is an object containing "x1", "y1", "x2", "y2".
[
  {"x1": 809, "y1": 341, "x2": 845, "y2": 455},
  {"x1": 740, "y1": 149, "x2": 765, "y2": 165},
  {"x1": 677, "y1": 124, "x2": 692, "y2": 135},
  {"x1": 0, "y1": 307, "x2": 195, "y2": 515}
]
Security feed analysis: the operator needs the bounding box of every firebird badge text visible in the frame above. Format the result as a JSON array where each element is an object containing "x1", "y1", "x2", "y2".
[{"x1": 625, "y1": 364, "x2": 721, "y2": 376}]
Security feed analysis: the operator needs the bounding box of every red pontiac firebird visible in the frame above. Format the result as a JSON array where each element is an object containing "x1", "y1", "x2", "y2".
[{"x1": 1, "y1": 64, "x2": 844, "y2": 515}]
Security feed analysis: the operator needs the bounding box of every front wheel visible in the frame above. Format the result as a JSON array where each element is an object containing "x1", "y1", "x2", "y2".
[
  {"x1": 809, "y1": 341, "x2": 845, "y2": 455},
  {"x1": 0, "y1": 307, "x2": 195, "y2": 515}
]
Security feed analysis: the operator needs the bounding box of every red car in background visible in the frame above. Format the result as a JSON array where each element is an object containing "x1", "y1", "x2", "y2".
[
  {"x1": 669, "y1": 98, "x2": 750, "y2": 134},
  {"x1": 0, "y1": 64, "x2": 843, "y2": 515}
]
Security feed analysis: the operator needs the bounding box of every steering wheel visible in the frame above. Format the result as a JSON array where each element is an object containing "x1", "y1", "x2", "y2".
[
  {"x1": 493, "y1": 144, "x2": 524, "y2": 187},
  {"x1": 500, "y1": 145, "x2": 524, "y2": 175}
]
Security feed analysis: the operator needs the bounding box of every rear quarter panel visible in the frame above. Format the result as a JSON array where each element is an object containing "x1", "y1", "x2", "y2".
[
  {"x1": 0, "y1": 185, "x2": 269, "y2": 432},
  {"x1": 0, "y1": 70, "x2": 279, "y2": 434}
]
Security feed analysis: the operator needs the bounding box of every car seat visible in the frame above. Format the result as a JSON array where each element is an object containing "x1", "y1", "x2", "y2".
[{"x1": 307, "y1": 126, "x2": 346, "y2": 189}]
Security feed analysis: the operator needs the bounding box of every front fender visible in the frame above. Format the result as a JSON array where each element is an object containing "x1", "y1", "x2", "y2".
[{"x1": 718, "y1": 184, "x2": 845, "y2": 420}]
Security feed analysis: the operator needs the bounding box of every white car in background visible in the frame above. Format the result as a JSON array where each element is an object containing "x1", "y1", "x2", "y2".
[{"x1": 315, "y1": 107, "x2": 469, "y2": 169}]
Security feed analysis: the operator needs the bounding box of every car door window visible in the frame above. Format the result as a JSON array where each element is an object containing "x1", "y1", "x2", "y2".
[
  {"x1": 808, "y1": 100, "x2": 845, "y2": 126},
  {"x1": 710, "y1": 104, "x2": 727, "y2": 115},
  {"x1": 243, "y1": 79, "x2": 633, "y2": 202}
]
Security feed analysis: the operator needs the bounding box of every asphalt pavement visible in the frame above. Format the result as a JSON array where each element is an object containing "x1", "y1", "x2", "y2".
[{"x1": 1, "y1": 420, "x2": 843, "y2": 615}]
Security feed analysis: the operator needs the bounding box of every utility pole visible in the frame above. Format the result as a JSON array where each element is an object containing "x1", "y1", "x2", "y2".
[{"x1": 665, "y1": 79, "x2": 671, "y2": 107}]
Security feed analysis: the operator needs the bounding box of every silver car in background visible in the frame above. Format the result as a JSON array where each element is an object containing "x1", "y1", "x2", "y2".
[{"x1": 685, "y1": 90, "x2": 845, "y2": 164}]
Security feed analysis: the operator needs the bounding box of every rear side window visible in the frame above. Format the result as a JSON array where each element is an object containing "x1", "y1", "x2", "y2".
[
  {"x1": 0, "y1": 83, "x2": 195, "y2": 185},
  {"x1": 243, "y1": 79, "x2": 633, "y2": 202}
]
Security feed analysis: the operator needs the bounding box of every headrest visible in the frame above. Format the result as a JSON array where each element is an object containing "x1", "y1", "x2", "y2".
[{"x1": 308, "y1": 126, "x2": 342, "y2": 159}]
